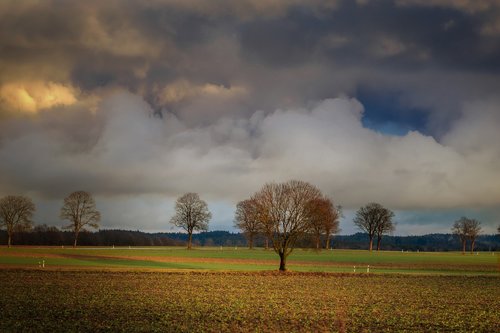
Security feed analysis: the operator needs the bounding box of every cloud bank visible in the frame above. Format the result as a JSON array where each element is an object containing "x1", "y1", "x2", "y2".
[{"x1": 1, "y1": 92, "x2": 499, "y2": 210}]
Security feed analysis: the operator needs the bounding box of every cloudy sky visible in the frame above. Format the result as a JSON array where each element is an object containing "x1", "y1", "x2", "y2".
[{"x1": 1, "y1": 0, "x2": 500, "y2": 235}]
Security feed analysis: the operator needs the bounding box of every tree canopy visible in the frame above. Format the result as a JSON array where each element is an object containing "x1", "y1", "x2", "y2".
[
  {"x1": 251, "y1": 180, "x2": 323, "y2": 271},
  {"x1": 60, "y1": 191, "x2": 101, "y2": 247},
  {"x1": 0, "y1": 195, "x2": 35, "y2": 247},
  {"x1": 353, "y1": 203, "x2": 395, "y2": 251},
  {"x1": 452, "y1": 217, "x2": 481, "y2": 254},
  {"x1": 170, "y1": 193, "x2": 211, "y2": 249}
]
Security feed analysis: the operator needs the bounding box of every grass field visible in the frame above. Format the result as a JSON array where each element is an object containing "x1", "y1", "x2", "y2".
[
  {"x1": 1, "y1": 246, "x2": 499, "y2": 275},
  {"x1": 1, "y1": 247, "x2": 499, "y2": 332}
]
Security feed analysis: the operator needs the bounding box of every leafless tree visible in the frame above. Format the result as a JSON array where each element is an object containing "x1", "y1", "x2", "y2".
[
  {"x1": 353, "y1": 203, "x2": 394, "y2": 252},
  {"x1": 452, "y1": 217, "x2": 481, "y2": 254},
  {"x1": 252, "y1": 180, "x2": 323, "y2": 271},
  {"x1": 234, "y1": 198, "x2": 261, "y2": 249},
  {"x1": 170, "y1": 193, "x2": 211, "y2": 249},
  {"x1": 452, "y1": 217, "x2": 469, "y2": 254},
  {"x1": 466, "y1": 219, "x2": 481, "y2": 253},
  {"x1": 375, "y1": 212, "x2": 395, "y2": 251},
  {"x1": 0, "y1": 195, "x2": 35, "y2": 247},
  {"x1": 497, "y1": 225, "x2": 500, "y2": 235},
  {"x1": 324, "y1": 204, "x2": 342, "y2": 250},
  {"x1": 306, "y1": 197, "x2": 341, "y2": 250},
  {"x1": 60, "y1": 191, "x2": 101, "y2": 247}
]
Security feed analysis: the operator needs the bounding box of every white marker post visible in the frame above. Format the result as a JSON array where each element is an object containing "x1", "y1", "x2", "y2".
[
  {"x1": 353, "y1": 266, "x2": 356, "y2": 273},
  {"x1": 367, "y1": 265, "x2": 370, "y2": 273},
  {"x1": 42, "y1": 260, "x2": 45, "y2": 268}
]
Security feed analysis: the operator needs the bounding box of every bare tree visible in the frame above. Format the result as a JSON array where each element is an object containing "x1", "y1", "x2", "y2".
[
  {"x1": 0, "y1": 195, "x2": 35, "y2": 247},
  {"x1": 466, "y1": 219, "x2": 481, "y2": 253},
  {"x1": 353, "y1": 203, "x2": 394, "y2": 252},
  {"x1": 170, "y1": 193, "x2": 211, "y2": 249},
  {"x1": 60, "y1": 191, "x2": 101, "y2": 247},
  {"x1": 307, "y1": 197, "x2": 340, "y2": 250},
  {"x1": 452, "y1": 217, "x2": 481, "y2": 254},
  {"x1": 375, "y1": 211, "x2": 395, "y2": 251},
  {"x1": 253, "y1": 180, "x2": 323, "y2": 271},
  {"x1": 497, "y1": 225, "x2": 500, "y2": 235},
  {"x1": 452, "y1": 217, "x2": 473, "y2": 254},
  {"x1": 324, "y1": 204, "x2": 342, "y2": 250},
  {"x1": 234, "y1": 198, "x2": 261, "y2": 249}
]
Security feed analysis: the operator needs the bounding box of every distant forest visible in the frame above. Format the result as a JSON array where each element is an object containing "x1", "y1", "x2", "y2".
[{"x1": 1, "y1": 226, "x2": 499, "y2": 251}]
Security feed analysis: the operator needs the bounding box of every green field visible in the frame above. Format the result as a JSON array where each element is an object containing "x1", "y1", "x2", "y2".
[
  {"x1": 1, "y1": 247, "x2": 499, "y2": 332},
  {"x1": 1, "y1": 246, "x2": 499, "y2": 275}
]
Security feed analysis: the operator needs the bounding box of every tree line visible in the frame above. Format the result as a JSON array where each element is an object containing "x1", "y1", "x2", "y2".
[{"x1": 2, "y1": 229, "x2": 499, "y2": 251}]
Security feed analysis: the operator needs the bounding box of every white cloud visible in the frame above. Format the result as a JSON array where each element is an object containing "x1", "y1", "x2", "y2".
[
  {"x1": 1, "y1": 91, "x2": 500, "y2": 230},
  {"x1": 1, "y1": 91, "x2": 499, "y2": 204}
]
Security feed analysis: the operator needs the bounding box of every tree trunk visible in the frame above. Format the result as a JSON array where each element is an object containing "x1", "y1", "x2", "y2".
[
  {"x1": 470, "y1": 239, "x2": 475, "y2": 253},
  {"x1": 278, "y1": 251, "x2": 287, "y2": 271},
  {"x1": 369, "y1": 236, "x2": 373, "y2": 252},
  {"x1": 316, "y1": 235, "x2": 320, "y2": 250},
  {"x1": 248, "y1": 234, "x2": 254, "y2": 249},
  {"x1": 462, "y1": 240, "x2": 466, "y2": 254},
  {"x1": 265, "y1": 237, "x2": 269, "y2": 250},
  {"x1": 187, "y1": 232, "x2": 193, "y2": 250},
  {"x1": 325, "y1": 234, "x2": 331, "y2": 250},
  {"x1": 376, "y1": 235, "x2": 382, "y2": 251},
  {"x1": 73, "y1": 231, "x2": 79, "y2": 248},
  {"x1": 7, "y1": 233, "x2": 11, "y2": 248}
]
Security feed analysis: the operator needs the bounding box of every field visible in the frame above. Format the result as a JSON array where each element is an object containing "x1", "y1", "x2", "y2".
[
  {"x1": 1, "y1": 247, "x2": 499, "y2": 332},
  {"x1": 1, "y1": 246, "x2": 499, "y2": 274}
]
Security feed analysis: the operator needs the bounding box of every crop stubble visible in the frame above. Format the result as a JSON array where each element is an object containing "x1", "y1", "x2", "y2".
[{"x1": 0, "y1": 270, "x2": 499, "y2": 332}]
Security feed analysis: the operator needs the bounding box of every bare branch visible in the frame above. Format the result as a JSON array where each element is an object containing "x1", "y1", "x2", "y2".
[
  {"x1": 60, "y1": 191, "x2": 100, "y2": 247},
  {"x1": 170, "y1": 193, "x2": 211, "y2": 249},
  {"x1": 0, "y1": 195, "x2": 35, "y2": 247}
]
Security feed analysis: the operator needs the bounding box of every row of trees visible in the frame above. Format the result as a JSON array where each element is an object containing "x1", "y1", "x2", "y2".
[
  {"x1": 0, "y1": 191, "x2": 100, "y2": 247},
  {"x1": 168, "y1": 181, "x2": 498, "y2": 270},
  {"x1": 169, "y1": 181, "x2": 395, "y2": 270},
  {"x1": 168, "y1": 181, "x2": 342, "y2": 270},
  {"x1": 2, "y1": 182, "x2": 498, "y2": 266}
]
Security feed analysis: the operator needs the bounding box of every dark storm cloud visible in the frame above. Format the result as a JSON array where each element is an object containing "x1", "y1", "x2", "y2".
[{"x1": 2, "y1": 0, "x2": 498, "y2": 119}]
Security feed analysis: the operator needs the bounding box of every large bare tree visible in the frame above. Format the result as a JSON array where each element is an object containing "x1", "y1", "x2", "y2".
[
  {"x1": 234, "y1": 198, "x2": 261, "y2": 249},
  {"x1": 306, "y1": 197, "x2": 341, "y2": 250},
  {"x1": 353, "y1": 203, "x2": 394, "y2": 252},
  {"x1": 170, "y1": 193, "x2": 211, "y2": 249},
  {"x1": 253, "y1": 180, "x2": 323, "y2": 271},
  {"x1": 0, "y1": 195, "x2": 35, "y2": 247},
  {"x1": 60, "y1": 191, "x2": 101, "y2": 247}
]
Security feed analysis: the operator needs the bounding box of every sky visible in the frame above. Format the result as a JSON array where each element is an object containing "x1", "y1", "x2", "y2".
[{"x1": 1, "y1": 0, "x2": 500, "y2": 235}]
